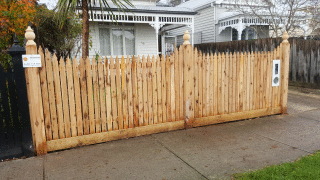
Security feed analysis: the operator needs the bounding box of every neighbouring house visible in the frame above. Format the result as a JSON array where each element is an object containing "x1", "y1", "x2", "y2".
[
  {"x1": 80, "y1": 0, "x2": 195, "y2": 57},
  {"x1": 165, "y1": 0, "x2": 317, "y2": 46},
  {"x1": 165, "y1": 0, "x2": 272, "y2": 46},
  {"x1": 82, "y1": 0, "x2": 316, "y2": 57}
]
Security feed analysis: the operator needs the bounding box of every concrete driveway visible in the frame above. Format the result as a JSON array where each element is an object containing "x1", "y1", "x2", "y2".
[{"x1": 1, "y1": 88, "x2": 320, "y2": 180}]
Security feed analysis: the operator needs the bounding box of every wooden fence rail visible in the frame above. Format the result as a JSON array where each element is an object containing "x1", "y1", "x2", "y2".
[{"x1": 24, "y1": 28, "x2": 290, "y2": 155}]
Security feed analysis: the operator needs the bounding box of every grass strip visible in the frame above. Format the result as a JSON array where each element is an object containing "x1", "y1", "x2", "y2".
[{"x1": 234, "y1": 151, "x2": 320, "y2": 180}]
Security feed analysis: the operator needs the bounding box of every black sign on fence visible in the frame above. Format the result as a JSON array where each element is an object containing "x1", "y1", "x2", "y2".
[{"x1": 0, "y1": 37, "x2": 33, "y2": 161}]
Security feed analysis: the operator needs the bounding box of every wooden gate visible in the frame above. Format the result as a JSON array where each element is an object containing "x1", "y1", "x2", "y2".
[{"x1": 23, "y1": 27, "x2": 290, "y2": 155}]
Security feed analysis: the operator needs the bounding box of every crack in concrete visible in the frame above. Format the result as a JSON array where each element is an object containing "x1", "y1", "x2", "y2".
[
  {"x1": 43, "y1": 157, "x2": 46, "y2": 180},
  {"x1": 151, "y1": 135, "x2": 210, "y2": 180},
  {"x1": 253, "y1": 133, "x2": 313, "y2": 154},
  {"x1": 295, "y1": 108, "x2": 320, "y2": 122},
  {"x1": 297, "y1": 115, "x2": 320, "y2": 122}
]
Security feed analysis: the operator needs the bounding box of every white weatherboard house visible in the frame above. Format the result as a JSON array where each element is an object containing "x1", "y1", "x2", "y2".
[
  {"x1": 167, "y1": 0, "x2": 318, "y2": 45},
  {"x1": 84, "y1": 0, "x2": 195, "y2": 57},
  {"x1": 166, "y1": 0, "x2": 271, "y2": 46}
]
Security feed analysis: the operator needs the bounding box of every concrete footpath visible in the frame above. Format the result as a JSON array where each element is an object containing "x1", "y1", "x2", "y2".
[{"x1": 1, "y1": 89, "x2": 320, "y2": 180}]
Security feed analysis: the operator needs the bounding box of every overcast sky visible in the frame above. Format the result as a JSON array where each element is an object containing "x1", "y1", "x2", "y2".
[{"x1": 38, "y1": 0, "x2": 58, "y2": 9}]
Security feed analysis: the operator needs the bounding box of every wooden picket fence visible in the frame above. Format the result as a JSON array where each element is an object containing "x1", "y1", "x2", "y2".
[{"x1": 24, "y1": 28, "x2": 290, "y2": 154}]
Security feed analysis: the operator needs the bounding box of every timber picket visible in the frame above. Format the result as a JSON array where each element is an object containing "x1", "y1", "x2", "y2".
[
  {"x1": 245, "y1": 53, "x2": 251, "y2": 111},
  {"x1": 253, "y1": 52, "x2": 258, "y2": 110},
  {"x1": 79, "y1": 57, "x2": 89, "y2": 135},
  {"x1": 161, "y1": 55, "x2": 167, "y2": 123},
  {"x1": 151, "y1": 56, "x2": 158, "y2": 124},
  {"x1": 98, "y1": 58, "x2": 107, "y2": 132},
  {"x1": 205, "y1": 53, "x2": 210, "y2": 116},
  {"x1": 59, "y1": 60, "x2": 71, "y2": 138},
  {"x1": 232, "y1": 53, "x2": 237, "y2": 113},
  {"x1": 110, "y1": 57, "x2": 118, "y2": 130},
  {"x1": 44, "y1": 50, "x2": 58, "y2": 140},
  {"x1": 246, "y1": 52, "x2": 250, "y2": 111},
  {"x1": 29, "y1": 33, "x2": 289, "y2": 154},
  {"x1": 147, "y1": 56, "x2": 153, "y2": 125},
  {"x1": 262, "y1": 52, "x2": 267, "y2": 109},
  {"x1": 259, "y1": 52, "x2": 263, "y2": 109},
  {"x1": 174, "y1": 50, "x2": 180, "y2": 121},
  {"x1": 39, "y1": 49, "x2": 52, "y2": 140},
  {"x1": 170, "y1": 54, "x2": 175, "y2": 122},
  {"x1": 277, "y1": 45, "x2": 283, "y2": 107},
  {"x1": 65, "y1": 58, "x2": 77, "y2": 137},
  {"x1": 142, "y1": 56, "x2": 149, "y2": 125},
  {"x1": 165, "y1": 55, "x2": 171, "y2": 122},
  {"x1": 199, "y1": 53, "x2": 204, "y2": 117},
  {"x1": 127, "y1": 58, "x2": 134, "y2": 128},
  {"x1": 156, "y1": 56, "x2": 163, "y2": 123},
  {"x1": 194, "y1": 49, "x2": 199, "y2": 118},
  {"x1": 52, "y1": 55, "x2": 65, "y2": 139},
  {"x1": 225, "y1": 52, "x2": 230, "y2": 114},
  {"x1": 72, "y1": 58, "x2": 83, "y2": 136},
  {"x1": 178, "y1": 46, "x2": 184, "y2": 120},
  {"x1": 105, "y1": 59, "x2": 113, "y2": 131},
  {"x1": 86, "y1": 58, "x2": 95, "y2": 134},
  {"x1": 250, "y1": 52, "x2": 255, "y2": 110},
  {"x1": 229, "y1": 52, "x2": 233, "y2": 113},
  {"x1": 209, "y1": 54, "x2": 214, "y2": 115},
  {"x1": 266, "y1": 52, "x2": 272, "y2": 108},
  {"x1": 121, "y1": 57, "x2": 128, "y2": 129},
  {"x1": 91, "y1": 58, "x2": 100, "y2": 133},
  {"x1": 131, "y1": 56, "x2": 139, "y2": 127},
  {"x1": 202, "y1": 51, "x2": 207, "y2": 116},
  {"x1": 221, "y1": 53, "x2": 225, "y2": 114},
  {"x1": 217, "y1": 52, "x2": 222, "y2": 115},
  {"x1": 213, "y1": 53, "x2": 218, "y2": 115},
  {"x1": 115, "y1": 57, "x2": 123, "y2": 130},
  {"x1": 235, "y1": 52, "x2": 240, "y2": 112},
  {"x1": 137, "y1": 56, "x2": 144, "y2": 126},
  {"x1": 243, "y1": 52, "x2": 248, "y2": 112}
]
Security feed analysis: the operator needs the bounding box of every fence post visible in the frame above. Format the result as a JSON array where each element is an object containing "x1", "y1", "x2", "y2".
[
  {"x1": 280, "y1": 32, "x2": 290, "y2": 114},
  {"x1": 24, "y1": 26, "x2": 47, "y2": 155},
  {"x1": 7, "y1": 37, "x2": 34, "y2": 155},
  {"x1": 183, "y1": 30, "x2": 195, "y2": 128}
]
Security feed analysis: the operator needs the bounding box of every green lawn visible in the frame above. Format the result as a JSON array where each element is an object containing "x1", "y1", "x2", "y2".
[{"x1": 234, "y1": 151, "x2": 320, "y2": 180}]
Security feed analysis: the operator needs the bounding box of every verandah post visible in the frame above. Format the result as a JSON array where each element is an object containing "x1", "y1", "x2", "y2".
[
  {"x1": 280, "y1": 32, "x2": 290, "y2": 114},
  {"x1": 183, "y1": 30, "x2": 195, "y2": 128},
  {"x1": 24, "y1": 26, "x2": 47, "y2": 154}
]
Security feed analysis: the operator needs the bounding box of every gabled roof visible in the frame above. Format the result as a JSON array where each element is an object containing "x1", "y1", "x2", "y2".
[
  {"x1": 177, "y1": 0, "x2": 226, "y2": 10},
  {"x1": 177, "y1": 0, "x2": 214, "y2": 9}
]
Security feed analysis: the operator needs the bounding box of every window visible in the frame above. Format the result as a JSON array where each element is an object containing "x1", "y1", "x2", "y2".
[
  {"x1": 99, "y1": 28, "x2": 135, "y2": 56},
  {"x1": 99, "y1": 29, "x2": 111, "y2": 55}
]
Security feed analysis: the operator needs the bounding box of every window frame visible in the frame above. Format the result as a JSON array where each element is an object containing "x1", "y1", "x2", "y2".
[{"x1": 98, "y1": 25, "x2": 136, "y2": 57}]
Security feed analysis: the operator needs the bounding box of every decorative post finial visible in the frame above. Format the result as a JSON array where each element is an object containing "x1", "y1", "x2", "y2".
[
  {"x1": 282, "y1": 31, "x2": 289, "y2": 44},
  {"x1": 25, "y1": 26, "x2": 36, "y2": 46},
  {"x1": 183, "y1": 30, "x2": 191, "y2": 45}
]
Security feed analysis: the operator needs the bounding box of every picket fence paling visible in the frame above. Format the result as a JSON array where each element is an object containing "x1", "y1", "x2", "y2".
[
  {"x1": 39, "y1": 52, "x2": 183, "y2": 140},
  {"x1": 25, "y1": 27, "x2": 289, "y2": 154},
  {"x1": 39, "y1": 45, "x2": 283, "y2": 141}
]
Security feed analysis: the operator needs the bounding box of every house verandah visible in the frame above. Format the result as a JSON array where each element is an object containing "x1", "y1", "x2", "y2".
[
  {"x1": 85, "y1": 7, "x2": 195, "y2": 57},
  {"x1": 217, "y1": 14, "x2": 271, "y2": 42}
]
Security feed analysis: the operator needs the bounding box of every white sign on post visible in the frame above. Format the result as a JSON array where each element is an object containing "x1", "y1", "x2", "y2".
[{"x1": 22, "y1": 55, "x2": 42, "y2": 68}]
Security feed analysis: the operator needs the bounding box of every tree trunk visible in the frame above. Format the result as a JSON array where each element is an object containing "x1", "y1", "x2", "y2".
[{"x1": 82, "y1": 0, "x2": 89, "y2": 59}]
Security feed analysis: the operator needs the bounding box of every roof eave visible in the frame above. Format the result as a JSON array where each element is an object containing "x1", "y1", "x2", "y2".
[{"x1": 76, "y1": 6, "x2": 197, "y2": 15}]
